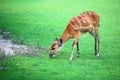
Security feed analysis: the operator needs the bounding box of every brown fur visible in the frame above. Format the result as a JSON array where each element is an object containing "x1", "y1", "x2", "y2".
[
  {"x1": 60, "y1": 11, "x2": 100, "y2": 42},
  {"x1": 50, "y1": 11, "x2": 100, "y2": 59}
]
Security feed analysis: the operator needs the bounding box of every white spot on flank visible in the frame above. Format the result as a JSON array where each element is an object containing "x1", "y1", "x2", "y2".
[{"x1": 83, "y1": 20, "x2": 86, "y2": 23}]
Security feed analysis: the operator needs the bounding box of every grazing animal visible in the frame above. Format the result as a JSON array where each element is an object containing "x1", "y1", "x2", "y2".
[{"x1": 49, "y1": 11, "x2": 100, "y2": 60}]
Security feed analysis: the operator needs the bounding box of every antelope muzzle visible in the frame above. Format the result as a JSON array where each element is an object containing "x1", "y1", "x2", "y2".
[{"x1": 49, "y1": 52, "x2": 55, "y2": 58}]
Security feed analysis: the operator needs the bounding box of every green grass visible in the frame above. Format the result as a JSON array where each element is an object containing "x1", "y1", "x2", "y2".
[{"x1": 0, "y1": 0, "x2": 120, "y2": 80}]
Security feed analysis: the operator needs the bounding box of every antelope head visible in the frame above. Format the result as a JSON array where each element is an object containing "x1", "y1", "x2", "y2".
[{"x1": 49, "y1": 38, "x2": 62, "y2": 58}]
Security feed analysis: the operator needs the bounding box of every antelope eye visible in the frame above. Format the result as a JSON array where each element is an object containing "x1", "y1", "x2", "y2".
[{"x1": 51, "y1": 48, "x2": 55, "y2": 50}]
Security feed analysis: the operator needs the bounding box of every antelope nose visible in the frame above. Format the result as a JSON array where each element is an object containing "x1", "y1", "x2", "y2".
[{"x1": 49, "y1": 53, "x2": 53, "y2": 58}]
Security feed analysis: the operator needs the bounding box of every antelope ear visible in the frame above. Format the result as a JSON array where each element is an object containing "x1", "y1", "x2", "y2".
[{"x1": 58, "y1": 39, "x2": 62, "y2": 46}]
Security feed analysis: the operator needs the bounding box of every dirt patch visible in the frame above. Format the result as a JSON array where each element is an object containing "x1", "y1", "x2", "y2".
[
  {"x1": 0, "y1": 30, "x2": 45, "y2": 58},
  {"x1": 0, "y1": 36, "x2": 15, "y2": 55}
]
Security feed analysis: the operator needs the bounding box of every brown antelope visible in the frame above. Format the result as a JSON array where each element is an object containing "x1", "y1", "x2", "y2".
[{"x1": 49, "y1": 11, "x2": 100, "y2": 60}]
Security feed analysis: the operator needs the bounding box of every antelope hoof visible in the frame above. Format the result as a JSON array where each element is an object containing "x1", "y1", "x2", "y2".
[
  {"x1": 76, "y1": 54, "x2": 79, "y2": 57},
  {"x1": 96, "y1": 52, "x2": 100, "y2": 57},
  {"x1": 76, "y1": 51, "x2": 80, "y2": 57},
  {"x1": 69, "y1": 57, "x2": 73, "y2": 61}
]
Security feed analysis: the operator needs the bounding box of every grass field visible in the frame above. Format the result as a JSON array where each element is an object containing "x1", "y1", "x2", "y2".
[{"x1": 0, "y1": 0, "x2": 120, "y2": 80}]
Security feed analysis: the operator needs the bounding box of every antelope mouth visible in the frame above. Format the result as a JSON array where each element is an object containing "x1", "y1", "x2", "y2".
[{"x1": 49, "y1": 53, "x2": 55, "y2": 58}]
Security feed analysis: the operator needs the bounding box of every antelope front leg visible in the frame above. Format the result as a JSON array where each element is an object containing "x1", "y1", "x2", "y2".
[
  {"x1": 95, "y1": 36, "x2": 100, "y2": 57},
  {"x1": 97, "y1": 36, "x2": 100, "y2": 57},
  {"x1": 70, "y1": 39, "x2": 78, "y2": 60},
  {"x1": 76, "y1": 41, "x2": 80, "y2": 57},
  {"x1": 95, "y1": 36, "x2": 97, "y2": 55}
]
